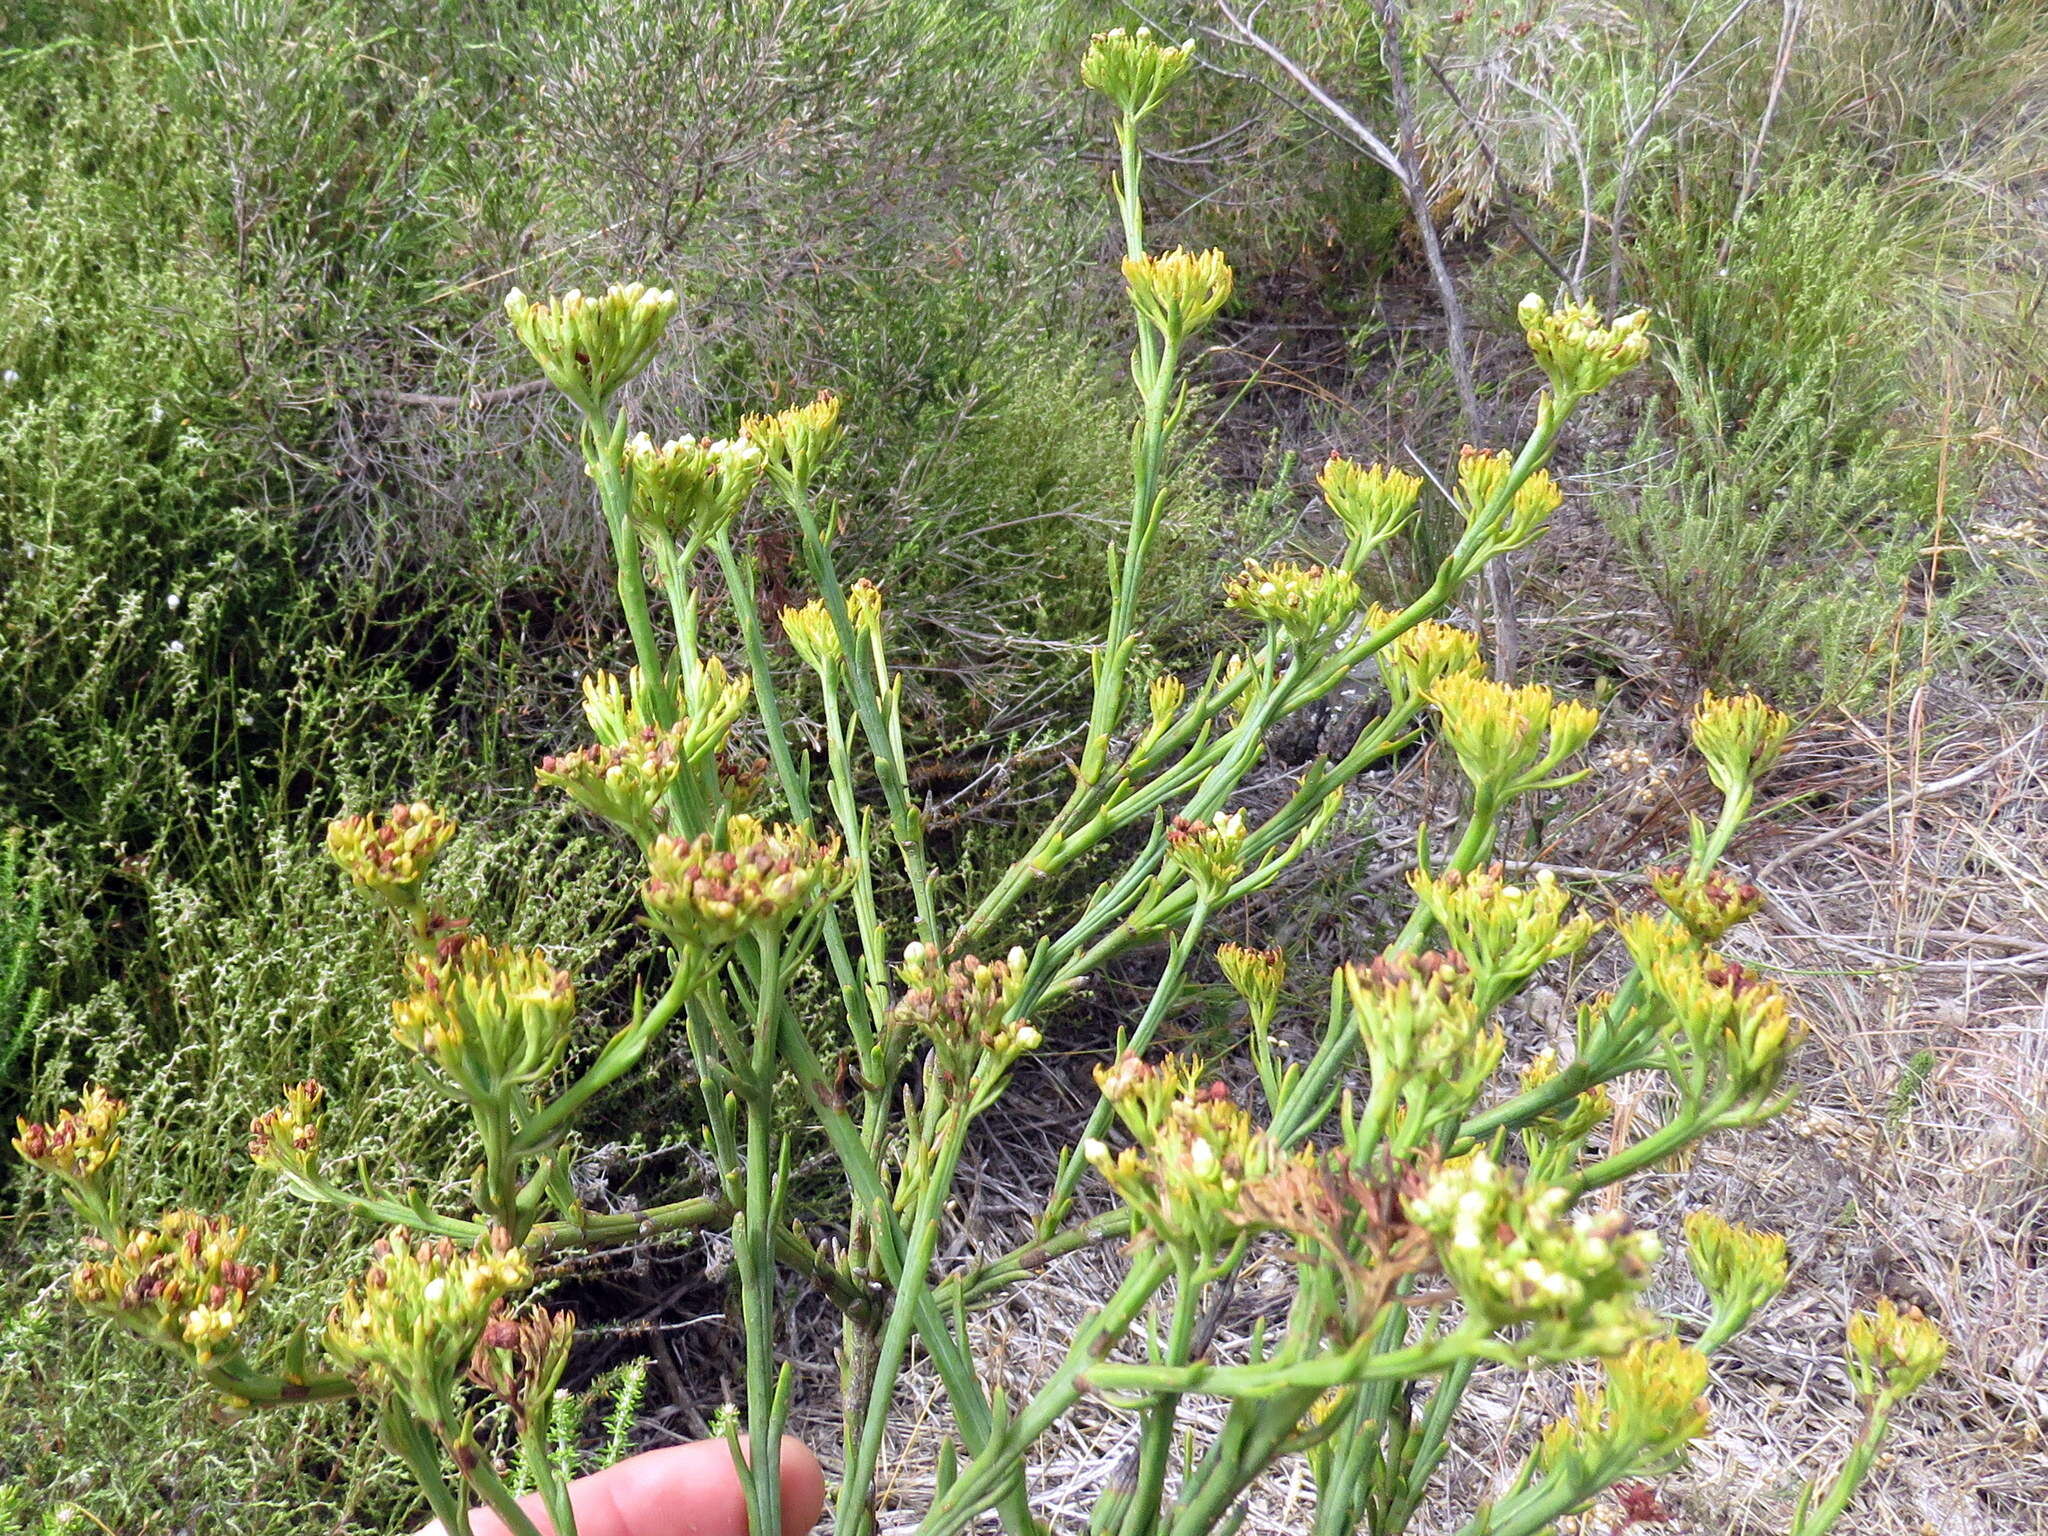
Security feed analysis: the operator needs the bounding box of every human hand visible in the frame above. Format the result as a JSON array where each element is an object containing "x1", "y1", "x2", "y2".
[{"x1": 422, "y1": 1436, "x2": 826, "y2": 1536}]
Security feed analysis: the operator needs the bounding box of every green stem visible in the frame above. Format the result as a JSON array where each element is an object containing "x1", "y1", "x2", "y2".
[{"x1": 1116, "y1": 1257, "x2": 1204, "y2": 1536}]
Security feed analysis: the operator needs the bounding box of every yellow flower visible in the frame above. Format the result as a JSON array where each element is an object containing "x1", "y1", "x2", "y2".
[
  {"x1": 1216, "y1": 942, "x2": 1286, "y2": 1030},
  {"x1": 1165, "y1": 810, "x2": 1249, "y2": 900},
  {"x1": 1224, "y1": 558, "x2": 1359, "y2": 641},
  {"x1": 326, "y1": 1230, "x2": 531, "y2": 1414},
  {"x1": 1318, "y1": 456, "x2": 1422, "y2": 556},
  {"x1": 390, "y1": 938, "x2": 577, "y2": 1091},
  {"x1": 1847, "y1": 1298, "x2": 1947, "y2": 1408},
  {"x1": 248, "y1": 1080, "x2": 325, "y2": 1173},
  {"x1": 1407, "y1": 864, "x2": 1599, "y2": 1000},
  {"x1": 1428, "y1": 672, "x2": 1599, "y2": 798},
  {"x1": 1366, "y1": 606, "x2": 1484, "y2": 703},
  {"x1": 643, "y1": 817, "x2": 844, "y2": 952},
  {"x1": 624, "y1": 432, "x2": 763, "y2": 543},
  {"x1": 1123, "y1": 248, "x2": 1234, "y2": 340},
  {"x1": 71, "y1": 1209, "x2": 273, "y2": 1367},
  {"x1": 741, "y1": 390, "x2": 844, "y2": 498}
]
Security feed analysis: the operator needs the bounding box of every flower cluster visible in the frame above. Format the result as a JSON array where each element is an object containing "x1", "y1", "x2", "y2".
[
  {"x1": 643, "y1": 815, "x2": 843, "y2": 951},
  {"x1": 1691, "y1": 689, "x2": 1793, "y2": 799},
  {"x1": 1123, "y1": 248, "x2": 1234, "y2": 341},
  {"x1": 1233, "y1": 1150, "x2": 1432, "y2": 1333},
  {"x1": 1406, "y1": 1150, "x2": 1660, "y2": 1357},
  {"x1": 1428, "y1": 673, "x2": 1599, "y2": 800},
  {"x1": 248, "y1": 1079, "x2": 325, "y2": 1174},
  {"x1": 1224, "y1": 558, "x2": 1360, "y2": 641},
  {"x1": 1319, "y1": 456, "x2": 1422, "y2": 557},
  {"x1": 741, "y1": 390, "x2": 843, "y2": 498},
  {"x1": 390, "y1": 938, "x2": 577, "y2": 1093},
  {"x1": 72, "y1": 1208, "x2": 273, "y2": 1366},
  {"x1": 1535, "y1": 1335, "x2": 1710, "y2": 1480},
  {"x1": 1343, "y1": 951, "x2": 1502, "y2": 1120},
  {"x1": 326, "y1": 802, "x2": 458, "y2": 909},
  {"x1": 1846, "y1": 1298, "x2": 1947, "y2": 1410},
  {"x1": 504, "y1": 282, "x2": 677, "y2": 413},
  {"x1": 782, "y1": 579, "x2": 884, "y2": 676},
  {"x1": 1684, "y1": 1210, "x2": 1788, "y2": 1346},
  {"x1": 625, "y1": 431, "x2": 764, "y2": 544},
  {"x1": 1165, "y1": 811, "x2": 1249, "y2": 901},
  {"x1": 1080, "y1": 26, "x2": 1194, "y2": 119},
  {"x1": 1517, "y1": 294, "x2": 1654, "y2": 398},
  {"x1": 1087, "y1": 1060, "x2": 1284, "y2": 1259},
  {"x1": 891, "y1": 942, "x2": 1040, "y2": 1068},
  {"x1": 1452, "y1": 447, "x2": 1564, "y2": 551},
  {"x1": 14, "y1": 1084, "x2": 125, "y2": 1189},
  {"x1": 1216, "y1": 942, "x2": 1285, "y2": 1032},
  {"x1": 1407, "y1": 865, "x2": 1598, "y2": 1002},
  {"x1": 1367, "y1": 607, "x2": 1483, "y2": 703},
  {"x1": 537, "y1": 723, "x2": 687, "y2": 845},
  {"x1": 1642, "y1": 947, "x2": 1801, "y2": 1115},
  {"x1": 468, "y1": 1304, "x2": 576, "y2": 1433},
  {"x1": 325, "y1": 1230, "x2": 531, "y2": 1417},
  {"x1": 1648, "y1": 865, "x2": 1765, "y2": 943}
]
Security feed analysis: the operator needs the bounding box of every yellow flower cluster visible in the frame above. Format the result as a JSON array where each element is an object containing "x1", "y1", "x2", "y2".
[
  {"x1": 782, "y1": 579, "x2": 884, "y2": 676},
  {"x1": 326, "y1": 802, "x2": 458, "y2": 908},
  {"x1": 1536, "y1": 1335, "x2": 1710, "y2": 1476},
  {"x1": 1429, "y1": 673, "x2": 1599, "y2": 799},
  {"x1": 643, "y1": 816, "x2": 843, "y2": 952},
  {"x1": 390, "y1": 938, "x2": 577, "y2": 1092},
  {"x1": 537, "y1": 723, "x2": 687, "y2": 845},
  {"x1": 1216, "y1": 942, "x2": 1285, "y2": 1031},
  {"x1": 1123, "y1": 248, "x2": 1234, "y2": 341},
  {"x1": 13, "y1": 1084, "x2": 125, "y2": 1186},
  {"x1": 625, "y1": 431, "x2": 763, "y2": 544},
  {"x1": 742, "y1": 390, "x2": 844, "y2": 498},
  {"x1": 72, "y1": 1208, "x2": 273, "y2": 1366},
  {"x1": 1517, "y1": 293, "x2": 1654, "y2": 398},
  {"x1": 1318, "y1": 455, "x2": 1422, "y2": 556},
  {"x1": 248, "y1": 1079, "x2": 325, "y2": 1174},
  {"x1": 1405, "y1": 1149, "x2": 1660, "y2": 1357},
  {"x1": 891, "y1": 942, "x2": 1040, "y2": 1067},
  {"x1": 1366, "y1": 606, "x2": 1484, "y2": 703},
  {"x1": 505, "y1": 282, "x2": 676, "y2": 413},
  {"x1": 1081, "y1": 27, "x2": 1194, "y2": 119},
  {"x1": 1224, "y1": 558, "x2": 1360, "y2": 641},
  {"x1": 1647, "y1": 865, "x2": 1765, "y2": 943},
  {"x1": 1847, "y1": 1297, "x2": 1947, "y2": 1409},
  {"x1": 1407, "y1": 864, "x2": 1599, "y2": 999},
  {"x1": 326, "y1": 1230, "x2": 531, "y2": 1411},
  {"x1": 1343, "y1": 950, "x2": 1502, "y2": 1112},
  {"x1": 1086, "y1": 1059, "x2": 1285, "y2": 1258},
  {"x1": 1691, "y1": 689, "x2": 1793, "y2": 799},
  {"x1": 1165, "y1": 810, "x2": 1249, "y2": 901}
]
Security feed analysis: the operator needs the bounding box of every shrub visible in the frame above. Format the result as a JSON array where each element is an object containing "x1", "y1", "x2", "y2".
[{"x1": 17, "y1": 34, "x2": 1945, "y2": 1536}]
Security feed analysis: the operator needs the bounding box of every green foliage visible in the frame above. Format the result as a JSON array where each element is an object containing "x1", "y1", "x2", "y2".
[{"x1": 0, "y1": 832, "x2": 48, "y2": 1105}]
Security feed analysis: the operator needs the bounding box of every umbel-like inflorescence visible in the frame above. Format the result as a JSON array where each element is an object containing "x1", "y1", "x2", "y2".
[{"x1": 19, "y1": 26, "x2": 1941, "y2": 1536}]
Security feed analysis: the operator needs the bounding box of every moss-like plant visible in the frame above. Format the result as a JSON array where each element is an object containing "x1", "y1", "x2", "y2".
[{"x1": 18, "y1": 30, "x2": 1938, "y2": 1536}]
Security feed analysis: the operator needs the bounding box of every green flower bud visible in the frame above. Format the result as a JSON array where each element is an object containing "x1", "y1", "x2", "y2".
[
  {"x1": 1684, "y1": 1210, "x2": 1788, "y2": 1348},
  {"x1": 891, "y1": 942, "x2": 1038, "y2": 1074},
  {"x1": 1690, "y1": 689, "x2": 1793, "y2": 801},
  {"x1": 1086, "y1": 1069, "x2": 1281, "y2": 1260},
  {"x1": 504, "y1": 282, "x2": 677, "y2": 413},
  {"x1": 1216, "y1": 942, "x2": 1286, "y2": 1032},
  {"x1": 1080, "y1": 27, "x2": 1194, "y2": 119},
  {"x1": 1518, "y1": 293, "x2": 1653, "y2": 398},
  {"x1": 1343, "y1": 950, "x2": 1503, "y2": 1118}
]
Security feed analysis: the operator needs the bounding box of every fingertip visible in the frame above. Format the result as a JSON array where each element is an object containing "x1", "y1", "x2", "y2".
[{"x1": 776, "y1": 1435, "x2": 828, "y2": 1536}]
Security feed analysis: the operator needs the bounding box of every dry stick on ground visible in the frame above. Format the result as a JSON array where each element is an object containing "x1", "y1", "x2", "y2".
[{"x1": 1208, "y1": 0, "x2": 1519, "y2": 679}]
